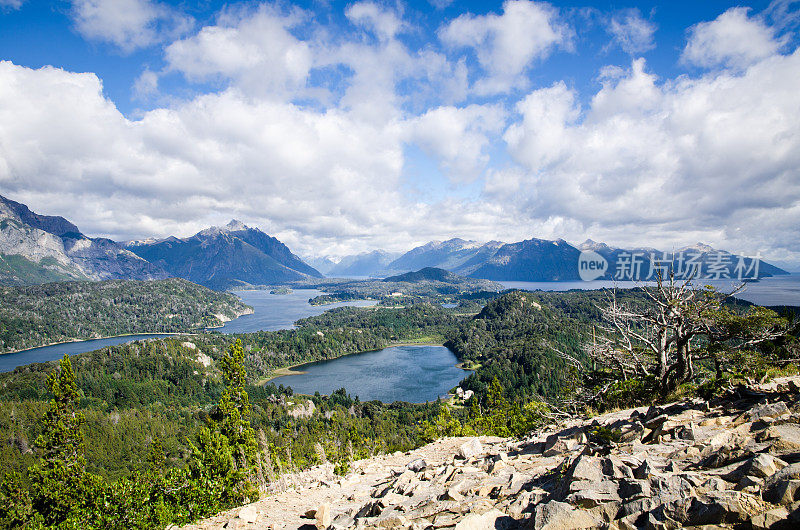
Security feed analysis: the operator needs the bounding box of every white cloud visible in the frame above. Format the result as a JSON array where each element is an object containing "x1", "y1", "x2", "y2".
[
  {"x1": 345, "y1": 2, "x2": 405, "y2": 41},
  {"x1": 133, "y1": 69, "x2": 158, "y2": 99},
  {"x1": 494, "y1": 51, "x2": 800, "y2": 261},
  {"x1": 164, "y1": 5, "x2": 312, "y2": 100},
  {"x1": 607, "y1": 9, "x2": 656, "y2": 55},
  {"x1": 407, "y1": 104, "x2": 506, "y2": 182},
  {"x1": 0, "y1": 0, "x2": 23, "y2": 10},
  {"x1": 682, "y1": 7, "x2": 782, "y2": 69},
  {"x1": 439, "y1": 0, "x2": 569, "y2": 94},
  {"x1": 0, "y1": 61, "x2": 411, "y2": 252},
  {"x1": 71, "y1": 0, "x2": 192, "y2": 53}
]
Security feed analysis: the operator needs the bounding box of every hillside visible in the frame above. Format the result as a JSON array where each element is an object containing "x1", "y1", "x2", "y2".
[
  {"x1": 127, "y1": 220, "x2": 322, "y2": 290},
  {"x1": 0, "y1": 195, "x2": 168, "y2": 285},
  {"x1": 387, "y1": 238, "x2": 505, "y2": 276},
  {"x1": 186, "y1": 377, "x2": 800, "y2": 529},
  {"x1": 469, "y1": 238, "x2": 582, "y2": 281},
  {"x1": 0, "y1": 278, "x2": 252, "y2": 353}
]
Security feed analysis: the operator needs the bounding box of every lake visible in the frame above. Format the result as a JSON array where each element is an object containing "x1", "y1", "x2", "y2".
[
  {"x1": 499, "y1": 273, "x2": 800, "y2": 307},
  {"x1": 0, "y1": 334, "x2": 175, "y2": 373},
  {"x1": 1, "y1": 289, "x2": 376, "y2": 373},
  {"x1": 217, "y1": 289, "x2": 377, "y2": 333},
  {"x1": 274, "y1": 344, "x2": 470, "y2": 403}
]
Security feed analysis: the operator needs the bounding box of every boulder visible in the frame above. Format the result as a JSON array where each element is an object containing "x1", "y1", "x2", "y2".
[
  {"x1": 457, "y1": 439, "x2": 484, "y2": 459},
  {"x1": 315, "y1": 503, "x2": 332, "y2": 529},
  {"x1": 565, "y1": 479, "x2": 621, "y2": 507},
  {"x1": 725, "y1": 454, "x2": 788, "y2": 481},
  {"x1": 454, "y1": 509, "x2": 514, "y2": 530},
  {"x1": 238, "y1": 505, "x2": 258, "y2": 523},
  {"x1": 762, "y1": 423, "x2": 800, "y2": 452},
  {"x1": 407, "y1": 458, "x2": 427, "y2": 473},
  {"x1": 569, "y1": 455, "x2": 604, "y2": 483},
  {"x1": 749, "y1": 401, "x2": 789, "y2": 422},
  {"x1": 765, "y1": 478, "x2": 800, "y2": 506},
  {"x1": 750, "y1": 507, "x2": 792, "y2": 530},
  {"x1": 534, "y1": 501, "x2": 602, "y2": 530}
]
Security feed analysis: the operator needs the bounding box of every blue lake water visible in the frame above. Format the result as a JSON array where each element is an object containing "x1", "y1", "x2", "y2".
[
  {"x1": 217, "y1": 289, "x2": 377, "y2": 333},
  {"x1": 1, "y1": 289, "x2": 376, "y2": 373},
  {"x1": 0, "y1": 334, "x2": 174, "y2": 373},
  {"x1": 499, "y1": 273, "x2": 800, "y2": 307},
  {"x1": 274, "y1": 344, "x2": 470, "y2": 403}
]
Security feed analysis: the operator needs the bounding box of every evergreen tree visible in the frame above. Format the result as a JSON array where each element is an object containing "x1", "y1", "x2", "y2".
[{"x1": 28, "y1": 355, "x2": 102, "y2": 527}]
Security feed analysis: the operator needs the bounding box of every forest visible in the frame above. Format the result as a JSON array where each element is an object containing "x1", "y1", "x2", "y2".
[
  {"x1": 0, "y1": 279, "x2": 250, "y2": 353},
  {"x1": 0, "y1": 285, "x2": 797, "y2": 528}
]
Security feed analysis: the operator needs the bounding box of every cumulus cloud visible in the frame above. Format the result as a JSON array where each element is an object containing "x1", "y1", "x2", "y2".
[
  {"x1": 164, "y1": 5, "x2": 312, "y2": 100},
  {"x1": 682, "y1": 7, "x2": 782, "y2": 69},
  {"x1": 71, "y1": 0, "x2": 192, "y2": 53},
  {"x1": 494, "y1": 51, "x2": 800, "y2": 260},
  {"x1": 0, "y1": 61, "x2": 412, "y2": 251},
  {"x1": 345, "y1": 1, "x2": 405, "y2": 41},
  {"x1": 407, "y1": 104, "x2": 506, "y2": 182},
  {"x1": 607, "y1": 9, "x2": 656, "y2": 55},
  {"x1": 439, "y1": 0, "x2": 570, "y2": 94}
]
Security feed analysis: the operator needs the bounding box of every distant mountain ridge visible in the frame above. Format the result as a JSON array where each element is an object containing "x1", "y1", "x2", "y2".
[
  {"x1": 0, "y1": 195, "x2": 168, "y2": 285},
  {"x1": 324, "y1": 237, "x2": 788, "y2": 282},
  {"x1": 127, "y1": 220, "x2": 322, "y2": 290}
]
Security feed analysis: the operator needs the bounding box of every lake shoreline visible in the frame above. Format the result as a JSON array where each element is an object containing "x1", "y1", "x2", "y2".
[
  {"x1": 0, "y1": 331, "x2": 194, "y2": 357},
  {"x1": 263, "y1": 341, "x2": 448, "y2": 383}
]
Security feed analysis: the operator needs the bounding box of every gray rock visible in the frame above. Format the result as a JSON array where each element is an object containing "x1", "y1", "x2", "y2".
[
  {"x1": 457, "y1": 439, "x2": 484, "y2": 459},
  {"x1": 619, "y1": 478, "x2": 651, "y2": 500},
  {"x1": 765, "y1": 478, "x2": 800, "y2": 505},
  {"x1": 454, "y1": 509, "x2": 514, "y2": 530},
  {"x1": 750, "y1": 507, "x2": 792, "y2": 530},
  {"x1": 565, "y1": 479, "x2": 621, "y2": 507},
  {"x1": 569, "y1": 455, "x2": 604, "y2": 483},
  {"x1": 534, "y1": 501, "x2": 602, "y2": 530},
  {"x1": 749, "y1": 402, "x2": 790, "y2": 422},
  {"x1": 407, "y1": 458, "x2": 427, "y2": 473},
  {"x1": 762, "y1": 423, "x2": 800, "y2": 452},
  {"x1": 725, "y1": 454, "x2": 788, "y2": 481}
]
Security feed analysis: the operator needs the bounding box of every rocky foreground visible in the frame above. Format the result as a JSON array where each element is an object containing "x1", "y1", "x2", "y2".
[{"x1": 184, "y1": 377, "x2": 800, "y2": 529}]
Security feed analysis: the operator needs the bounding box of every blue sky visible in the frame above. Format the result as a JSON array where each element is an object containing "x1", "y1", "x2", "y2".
[{"x1": 1, "y1": 0, "x2": 799, "y2": 269}]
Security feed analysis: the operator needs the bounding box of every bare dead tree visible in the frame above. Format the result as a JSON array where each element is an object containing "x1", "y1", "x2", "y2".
[{"x1": 585, "y1": 270, "x2": 787, "y2": 395}]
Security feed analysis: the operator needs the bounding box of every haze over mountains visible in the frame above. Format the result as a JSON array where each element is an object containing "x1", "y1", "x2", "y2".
[{"x1": 0, "y1": 195, "x2": 788, "y2": 289}]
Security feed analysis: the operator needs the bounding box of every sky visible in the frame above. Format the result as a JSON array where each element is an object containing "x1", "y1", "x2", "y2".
[{"x1": 0, "y1": 1, "x2": 799, "y2": 269}]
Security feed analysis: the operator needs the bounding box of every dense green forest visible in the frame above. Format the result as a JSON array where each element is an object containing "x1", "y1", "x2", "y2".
[
  {"x1": 0, "y1": 279, "x2": 251, "y2": 353},
  {"x1": 0, "y1": 286, "x2": 796, "y2": 528}
]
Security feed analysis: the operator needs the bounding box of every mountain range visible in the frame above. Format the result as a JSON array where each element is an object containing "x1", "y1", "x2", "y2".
[
  {"x1": 0, "y1": 195, "x2": 167, "y2": 285},
  {"x1": 126, "y1": 220, "x2": 322, "y2": 290},
  {"x1": 0, "y1": 195, "x2": 789, "y2": 289}
]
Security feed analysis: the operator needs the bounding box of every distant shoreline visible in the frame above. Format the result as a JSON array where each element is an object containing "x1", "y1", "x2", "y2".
[
  {"x1": 0, "y1": 332, "x2": 193, "y2": 356},
  {"x1": 263, "y1": 341, "x2": 447, "y2": 383}
]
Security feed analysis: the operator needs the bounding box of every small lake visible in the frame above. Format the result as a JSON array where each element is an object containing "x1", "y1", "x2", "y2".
[
  {"x1": 274, "y1": 344, "x2": 470, "y2": 403},
  {"x1": 499, "y1": 273, "x2": 800, "y2": 307},
  {"x1": 0, "y1": 334, "x2": 174, "y2": 373},
  {"x1": 218, "y1": 289, "x2": 377, "y2": 333},
  {"x1": 1, "y1": 289, "x2": 376, "y2": 373}
]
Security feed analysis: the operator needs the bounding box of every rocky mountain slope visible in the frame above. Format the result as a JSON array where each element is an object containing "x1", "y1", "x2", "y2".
[
  {"x1": 350, "y1": 237, "x2": 789, "y2": 283},
  {"x1": 185, "y1": 377, "x2": 800, "y2": 529},
  {"x1": 387, "y1": 239, "x2": 505, "y2": 277},
  {"x1": 127, "y1": 220, "x2": 322, "y2": 290},
  {"x1": 0, "y1": 195, "x2": 168, "y2": 285}
]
